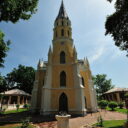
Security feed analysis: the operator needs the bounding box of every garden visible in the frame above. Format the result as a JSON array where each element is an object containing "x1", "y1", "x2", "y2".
[{"x1": 94, "y1": 93, "x2": 128, "y2": 128}]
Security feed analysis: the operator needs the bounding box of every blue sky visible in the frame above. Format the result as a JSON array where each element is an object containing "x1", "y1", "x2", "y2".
[{"x1": 0, "y1": 0, "x2": 128, "y2": 88}]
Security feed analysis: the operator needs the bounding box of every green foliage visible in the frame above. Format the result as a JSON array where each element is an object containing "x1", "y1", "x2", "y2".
[
  {"x1": 0, "y1": 74, "x2": 8, "y2": 93},
  {"x1": 108, "y1": 101, "x2": 118, "y2": 111},
  {"x1": 98, "y1": 100, "x2": 108, "y2": 109},
  {"x1": 6, "y1": 65, "x2": 35, "y2": 94},
  {"x1": 125, "y1": 93, "x2": 128, "y2": 99},
  {"x1": 21, "y1": 117, "x2": 31, "y2": 128},
  {"x1": 118, "y1": 102, "x2": 124, "y2": 109},
  {"x1": 97, "y1": 115, "x2": 104, "y2": 127},
  {"x1": 105, "y1": 0, "x2": 128, "y2": 56},
  {"x1": 0, "y1": 31, "x2": 10, "y2": 68},
  {"x1": 93, "y1": 74, "x2": 114, "y2": 99},
  {"x1": 16, "y1": 104, "x2": 20, "y2": 111},
  {"x1": 0, "y1": 93, "x2": 5, "y2": 113},
  {"x1": 23, "y1": 104, "x2": 30, "y2": 109},
  {"x1": 0, "y1": 93, "x2": 4, "y2": 100},
  {"x1": 3, "y1": 108, "x2": 28, "y2": 114},
  {"x1": 0, "y1": 0, "x2": 39, "y2": 23}
]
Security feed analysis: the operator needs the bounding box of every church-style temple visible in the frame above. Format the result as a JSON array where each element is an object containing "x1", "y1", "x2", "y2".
[{"x1": 31, "y1": 1, "x2": 97, "y2": 116}]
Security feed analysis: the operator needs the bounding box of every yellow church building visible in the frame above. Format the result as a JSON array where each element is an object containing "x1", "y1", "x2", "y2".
[{"x1": 31, "y1": 1, "x2": 97, "y2": 116}]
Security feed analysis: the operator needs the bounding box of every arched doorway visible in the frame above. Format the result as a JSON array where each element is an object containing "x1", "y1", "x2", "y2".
[{"x1": 59, "y1": 93, "x2": 68, "y2": 112}]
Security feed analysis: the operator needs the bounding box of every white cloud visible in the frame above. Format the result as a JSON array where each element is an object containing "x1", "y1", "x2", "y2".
[{"x1": 89, "y1": 46, "x2": 105, "y2": 63}]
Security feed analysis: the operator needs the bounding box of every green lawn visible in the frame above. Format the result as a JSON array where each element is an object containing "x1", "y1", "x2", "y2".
[
  {"x1": 94, "y1": 120, "x2": 126, "y2": 128},
  {"x1": 3, "y1": 108, "x2": 29, "y2": 114},
  {"x1": 106, "y1": 107, "x2": 127, "y2": 114}
]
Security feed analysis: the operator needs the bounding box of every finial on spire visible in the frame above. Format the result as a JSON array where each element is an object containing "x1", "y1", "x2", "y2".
[
  {"x1": 86, "y1": 57, "x2": 90, "y2": 68},
  {"x1": 56, "y1": 0, "x2": 68, "y2": 20},
  {"x1": 61, "y1": 0, "x2": 64, "y2": 5},
  {"x1": 84, "y1": 57, "x2": 90, "y2": 69}
]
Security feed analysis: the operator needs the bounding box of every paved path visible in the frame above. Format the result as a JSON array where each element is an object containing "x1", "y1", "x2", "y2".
[{"x1": 36, "y1": 110, "x2": 127, "y2": 128}]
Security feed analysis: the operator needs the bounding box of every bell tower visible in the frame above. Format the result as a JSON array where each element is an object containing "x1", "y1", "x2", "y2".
[{"x1": 52, "y1": 0, "x2": 77, "y2": 65}]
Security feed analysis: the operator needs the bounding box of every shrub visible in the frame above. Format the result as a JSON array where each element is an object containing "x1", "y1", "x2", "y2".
[
  {"x1": 118, "y1": 102, "x2": 124, "y2": 109},
  {"x1": 23, "y1": 104, "x2": 30, "y2": 109},
  {"x1": 108, "y1": 101, "x2": 118, "y2": 111},
  {"x1": 98, "y1": 100, "x2": 108, "y2": 109},
  {"x1": 16, "y1": 104, "x2": 20, "y2": 111}
]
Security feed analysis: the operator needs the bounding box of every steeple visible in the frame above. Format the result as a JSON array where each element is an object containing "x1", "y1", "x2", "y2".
[
  {"x1": 56, "y1": 0, "x2": 69, "y2": 20},
  {"x1": 53, "y1": 0, "x2": 72, "y2": 41}
]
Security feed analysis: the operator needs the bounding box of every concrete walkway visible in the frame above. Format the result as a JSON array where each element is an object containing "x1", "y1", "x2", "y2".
[{"x1": 37, "y1": 110, "x2": 127, "y2": 128}]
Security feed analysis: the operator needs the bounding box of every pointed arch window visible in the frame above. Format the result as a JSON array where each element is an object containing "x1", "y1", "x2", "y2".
[
  {"x1": 82, "y1": 77, "x2": 85, "y2": 86},
  {"x1": 61, "y1": 29, "x2": 64, "y2": 36},
  {"x1": 60, "y1": 51, "x2": 66, "y2": 64},
  {"x1": 60, "y1": 71, "x2": 66, "y2": 87}
]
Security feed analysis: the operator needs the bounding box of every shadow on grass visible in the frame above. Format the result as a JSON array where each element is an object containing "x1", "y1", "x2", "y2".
[
  {"x1": 109, "y1": 126, "x2": 123, "y2": 128},
  {"x1": 0, "y1": 110, "x2": 57, "y2": 125}
]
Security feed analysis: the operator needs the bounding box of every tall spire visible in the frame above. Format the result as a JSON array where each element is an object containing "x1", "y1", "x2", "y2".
[{"x1": 56, "y1": 0, "x2": 69, "y2": 20}]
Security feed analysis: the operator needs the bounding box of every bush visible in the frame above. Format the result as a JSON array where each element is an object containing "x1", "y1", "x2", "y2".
[
  {"x1": 108, "y1": 101, "x2": 118, "y2": 111},
  {"x1": 98, "y1": 100, "x2": 108, "y2": 109},
  {"x1": 118, "y1": 102, "x2": 124, "y2": 109},
  {"x1": 16, "y1": 104, "x2": 20, "y2": 111},
  {"x1": 23, "y1": 104, "x2": 30, "y2": 109}
]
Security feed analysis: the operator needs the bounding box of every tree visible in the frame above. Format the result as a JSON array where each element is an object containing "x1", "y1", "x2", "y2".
[
  {"x1": 0, "y1": 74, "x2": 8, "y2": 93},
  {"x1": 0, "y1": 0, "x2": 39, "y2": 23},
  {"x1": 0, "y1": 31, "x2": 11, "y2": 67},
  {"x1": 98, "y1": 100, "x2": 108, "y2": 109},
  {"x1": 0, "y1": 93, "x2": 4, "y2": 111},
  {"x1": 93, "y1": 74, "x2": 114, "y2": 99},
  {"x1": 6, "y1": 65, "x2": 35, "y2": 94},
  {"x1": 0, "y1": 0, "x2": 39, "y2": 67},
  {"x1": 105, "y1": 0, "x2": 128, "y2": 56}
]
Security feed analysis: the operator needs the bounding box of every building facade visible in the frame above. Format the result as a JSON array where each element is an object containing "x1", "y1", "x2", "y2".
[{"x1": 31, "y1": 1, "x2": 97, "y2": 116}]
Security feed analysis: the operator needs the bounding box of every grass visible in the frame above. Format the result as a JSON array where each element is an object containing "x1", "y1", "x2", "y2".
[
  {"x1": 2, "y1": 108, "x2": 29, "y2": 115},
  {"x1": 0, "y1": 124, "x2": 35, "y2": 128},
  {"x1": 94, "y1": 120, "x2": 126, "y2": 128},
  {"x1": 106, "y1": 107, "x2": 127, "y2": 114}
]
